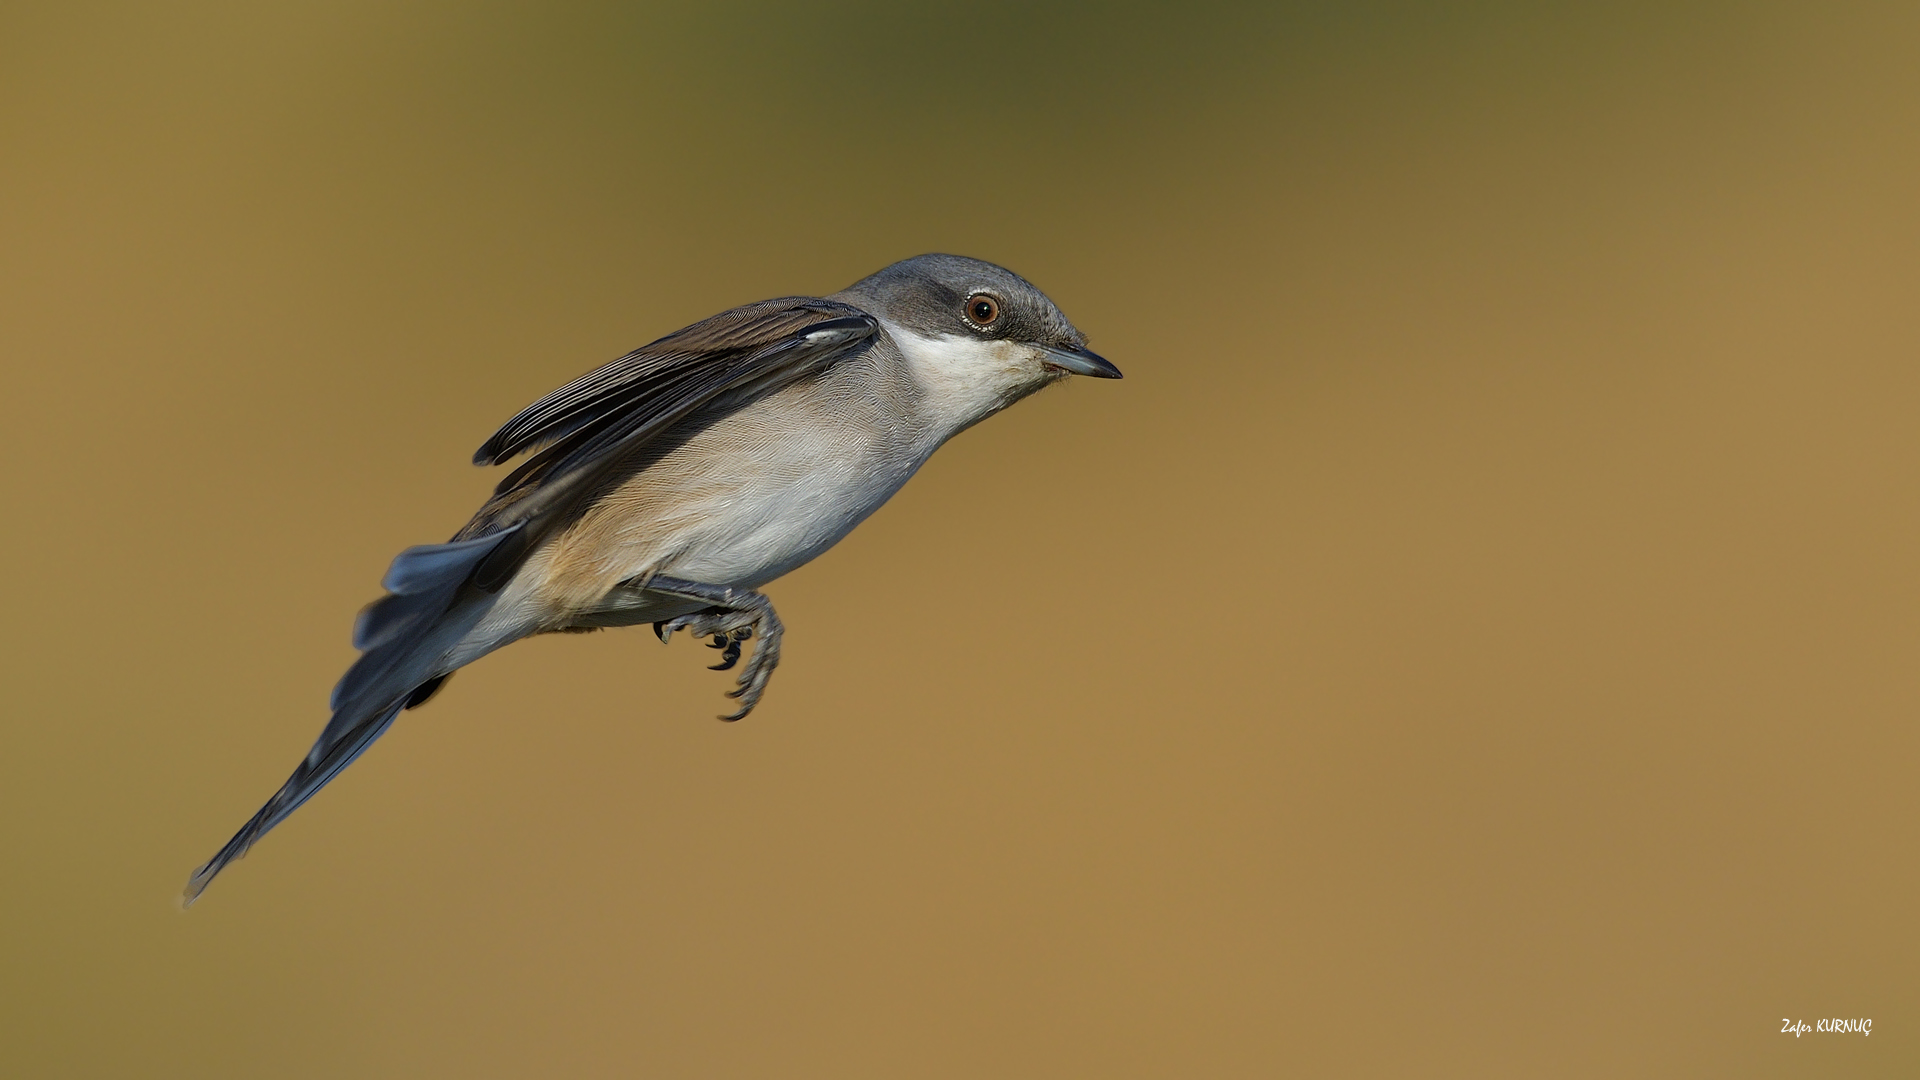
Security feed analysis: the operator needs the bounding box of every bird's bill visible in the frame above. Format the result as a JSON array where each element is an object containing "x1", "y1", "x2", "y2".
[{"x1": 1041, "y1": 345, "x2": 1123, "y2": 379}]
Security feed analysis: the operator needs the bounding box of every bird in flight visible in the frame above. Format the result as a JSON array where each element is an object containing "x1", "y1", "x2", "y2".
[{"x1": 184, "y1": 254, "x2": 1122, "y2": 904}]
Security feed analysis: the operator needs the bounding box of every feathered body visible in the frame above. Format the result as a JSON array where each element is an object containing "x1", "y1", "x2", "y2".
[{"x1": 184, "y1": 254, "x2": 1118, "y2": 904}]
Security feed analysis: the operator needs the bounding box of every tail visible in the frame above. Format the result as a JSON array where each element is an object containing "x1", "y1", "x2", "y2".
[
  {"x1": 182, "y1": 697, "x2": 409, "y2": 905},
  {"x1": 182, "y1": 527, "x2": 523, "y2": 906}
]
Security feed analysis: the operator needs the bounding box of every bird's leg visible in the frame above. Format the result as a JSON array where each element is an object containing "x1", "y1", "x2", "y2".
[{"x1": 640, "y1": 576, "x2": 784, "y2": 721}]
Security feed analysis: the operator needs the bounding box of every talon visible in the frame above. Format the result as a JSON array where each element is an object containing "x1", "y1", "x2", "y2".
[
  {"x1": 653, "y1": 621, "x2": 673, "y2": 643},
  {"x1": 708, "y1": 638, "x2": 743, "y2": 671},
  {"x1": 718, "y1": 688, "x2": 762, "y2": 721},
  {"x1": 706, "y1": 634, "x2": 728, "y2": 649}
]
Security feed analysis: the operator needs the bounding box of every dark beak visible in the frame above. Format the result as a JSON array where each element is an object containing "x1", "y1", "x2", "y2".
[{"x1": 1042, "y1": 345, "x2": 1123, "y2": 379}]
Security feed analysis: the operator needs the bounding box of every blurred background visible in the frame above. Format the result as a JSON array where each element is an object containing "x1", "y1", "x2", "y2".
[{"x1": 2, "y1": 1, "x2": 1915, "y2": 1076}]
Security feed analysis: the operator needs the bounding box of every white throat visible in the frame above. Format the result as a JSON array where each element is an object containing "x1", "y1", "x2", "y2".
[{"x1": 881, "y1": 319, "x2": 1039, "y2": 436}]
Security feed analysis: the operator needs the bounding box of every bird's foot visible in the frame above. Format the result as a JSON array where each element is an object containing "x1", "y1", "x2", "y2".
[{"x1": 650, "y1": 592, "x2": 784, "y2": 721}]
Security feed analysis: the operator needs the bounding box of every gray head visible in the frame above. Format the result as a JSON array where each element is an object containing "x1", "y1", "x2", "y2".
[{"x1": 836, "y1": 254, "x2": 1122, "y2": 387}]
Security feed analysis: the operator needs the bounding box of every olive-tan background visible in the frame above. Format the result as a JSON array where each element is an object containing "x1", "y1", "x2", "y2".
[{"x1": 3, "y1": 2, "x2": 1915, "y2": 1076}]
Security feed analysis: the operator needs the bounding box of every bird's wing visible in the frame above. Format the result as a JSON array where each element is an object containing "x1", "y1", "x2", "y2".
[
  {"x1": 473, "y1": 297, "x2": 874, "y2": 468},
  {"x1": 456, "y1": 296, "x2": 878, "y2": 588}
]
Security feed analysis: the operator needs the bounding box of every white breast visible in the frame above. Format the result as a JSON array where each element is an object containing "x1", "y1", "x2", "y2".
[{"x1": 652, "y1": 409, "x2": 921, "y2": 588}]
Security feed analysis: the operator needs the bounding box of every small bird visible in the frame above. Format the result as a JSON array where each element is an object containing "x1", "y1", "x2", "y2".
[{"x1": 183, "y1": 254, "x2": 1121, "y2": 903}]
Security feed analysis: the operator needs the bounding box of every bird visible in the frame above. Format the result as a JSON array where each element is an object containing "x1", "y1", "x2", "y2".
[{"x1": 182, "y1": 253, "x2": 1122, "y2": 904}]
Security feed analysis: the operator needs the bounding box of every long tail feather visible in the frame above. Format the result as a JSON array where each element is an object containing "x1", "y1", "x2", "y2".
[
  {"x1": 183, "y1": 528, "x2": 523, "y2": 906},
  {"x1": 182, "y1": 697, "x2": 408, "y2": 906}
]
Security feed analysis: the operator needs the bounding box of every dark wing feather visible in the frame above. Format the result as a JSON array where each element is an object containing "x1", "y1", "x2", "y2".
[
  {"x1": 457, "y1": 297, "x2": 877, "y2": 588},
  {"x1": 475, "y1": 298, "x2": 874, "y2": 466}
]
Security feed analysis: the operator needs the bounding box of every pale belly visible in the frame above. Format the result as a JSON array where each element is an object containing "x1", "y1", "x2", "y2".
[{"x1": 522, "y1": 383, "x2": 932, "y2": 625}]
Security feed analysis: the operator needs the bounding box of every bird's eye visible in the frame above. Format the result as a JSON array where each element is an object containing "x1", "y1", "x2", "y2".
[{"x1": 966, "y1": 295, "x2": 1000, "y2": 327}]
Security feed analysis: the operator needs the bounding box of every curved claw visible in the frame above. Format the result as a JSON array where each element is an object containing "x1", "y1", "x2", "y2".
[{"x1": 708, "y1": 637, "x2": 743, "y2": 671}]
